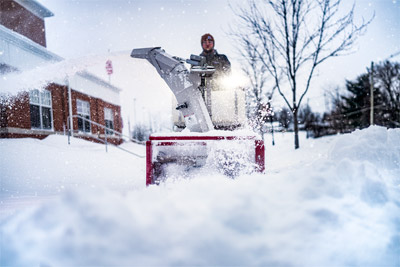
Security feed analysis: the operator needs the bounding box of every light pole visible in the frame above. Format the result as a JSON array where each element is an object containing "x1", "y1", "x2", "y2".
[
  {"x1": 369, "y1": 61, "x2": 374, "y2": 125},
  {"x1": 133, "y1": 98, "x2": 137, "y2": 139},
  {"x1": 67, "y1": 76, "x2": 73, "y2": 142}
]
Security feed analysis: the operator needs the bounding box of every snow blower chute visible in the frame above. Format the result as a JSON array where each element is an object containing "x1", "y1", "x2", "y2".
[{"x1": 131, "y1": 47, "x2": 265, "y2": 185}]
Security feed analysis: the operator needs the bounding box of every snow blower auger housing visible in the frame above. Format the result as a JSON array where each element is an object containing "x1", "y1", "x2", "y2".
[
  {"x1": 130, "y1": 47, "x2": 265, "y2": 185},
  {"x1": 146, "y1": 134, "x2": 265, "y2": 185}
]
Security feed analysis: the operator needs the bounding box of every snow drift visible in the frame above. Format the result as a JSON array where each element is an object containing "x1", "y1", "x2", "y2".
[{"x1": 1, "y1": 126, "x2": 399, "y2": 266}]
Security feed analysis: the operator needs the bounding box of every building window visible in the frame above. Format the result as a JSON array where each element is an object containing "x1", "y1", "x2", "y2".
[
  {"x1": 29, "y1": 89, "x2": 52, "y2": 130},
  {"x1": 104, "y1": 107, "x2": 114, "y2": 135},
  {"x1": 76, "y1": 99, "x2": 91, "y2": 133}
]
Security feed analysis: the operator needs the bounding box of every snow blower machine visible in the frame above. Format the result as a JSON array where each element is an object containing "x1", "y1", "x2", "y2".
[{"x1": 131, "y1": 47, "x2": 265, "y2": 185}]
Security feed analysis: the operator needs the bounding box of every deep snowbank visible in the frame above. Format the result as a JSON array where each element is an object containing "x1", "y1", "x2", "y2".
[
  {"x1": 0, "y1": 135, "x2": 145, "y2": 198},
  {"x1": 1, "y1": 126, "x2": 399, "y2": 266}
]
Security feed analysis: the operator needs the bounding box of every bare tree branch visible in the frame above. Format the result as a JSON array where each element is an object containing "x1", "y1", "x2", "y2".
[{"x1": 231, "y1": 0, "x2": 373, "y2": 149}]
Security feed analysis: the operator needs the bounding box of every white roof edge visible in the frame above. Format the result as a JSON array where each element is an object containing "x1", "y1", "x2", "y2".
[
  {"x1": 0, "y1": 24, "x2": 62, "y2": 61},
  {"x1": 14, "y1": 0, "x2": 54, "y2": 18},
  {"x1": 76, "y1": 71, "x2": 122, "y2": 93}
]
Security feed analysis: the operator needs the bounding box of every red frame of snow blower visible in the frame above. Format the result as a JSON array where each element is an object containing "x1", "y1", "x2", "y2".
[{"x1": 146, "y1": 135, "x2": 265, "y2": 186}]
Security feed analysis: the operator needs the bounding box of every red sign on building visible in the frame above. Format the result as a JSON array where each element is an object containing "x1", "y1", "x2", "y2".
[{"x1": 106, "y1": 59, "x2": 113, "y2": 75}]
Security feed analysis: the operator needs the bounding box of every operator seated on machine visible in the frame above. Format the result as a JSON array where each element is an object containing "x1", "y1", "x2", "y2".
[{"x1": 200, "y1": 33, "x2": 231, "y2": 81}]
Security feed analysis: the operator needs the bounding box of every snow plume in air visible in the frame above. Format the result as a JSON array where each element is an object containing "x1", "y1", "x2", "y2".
[{"x1": 0, "y1": 51, "x2": 130, "y2": 95}]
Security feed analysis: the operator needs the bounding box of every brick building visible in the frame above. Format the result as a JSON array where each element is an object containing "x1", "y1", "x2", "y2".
[{"x1": 0, "y1": 0, "x2": 123, "y2": 144}]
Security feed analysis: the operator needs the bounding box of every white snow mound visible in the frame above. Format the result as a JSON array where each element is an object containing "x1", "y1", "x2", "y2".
[{"x1": 1, "y1": 126, "x2": 399, "y2": 266}]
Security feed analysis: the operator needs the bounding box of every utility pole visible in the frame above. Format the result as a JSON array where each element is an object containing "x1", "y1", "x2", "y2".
[{"x1": 369, "y1": 61, "x2": 374, "y2": 125}]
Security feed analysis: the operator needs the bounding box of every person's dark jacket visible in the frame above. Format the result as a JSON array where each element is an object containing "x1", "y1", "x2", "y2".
[{"x1": 200, "y1": 49, "x2": 231, "y2": 75}]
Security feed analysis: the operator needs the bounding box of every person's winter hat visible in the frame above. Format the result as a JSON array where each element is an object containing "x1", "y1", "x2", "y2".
[{"x1": 201, "y1": 33, "x2": 214, "y2": 44}]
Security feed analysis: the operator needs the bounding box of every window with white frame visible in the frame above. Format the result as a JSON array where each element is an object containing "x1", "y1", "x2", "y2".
[
  {"x1": 76, "y1": 99, "x2": 91, "y2": 133},
  {"x1": 104, "y1": 107, "x2": 114, "y2": 135},
  {"x1": 29, "y1": 89, "x2": 52, "y2": 130}
]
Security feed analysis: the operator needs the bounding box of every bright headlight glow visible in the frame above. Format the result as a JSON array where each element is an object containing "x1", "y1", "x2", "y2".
[{"x1": 216, "y1": 69, "x2": 250, "y2": 90}]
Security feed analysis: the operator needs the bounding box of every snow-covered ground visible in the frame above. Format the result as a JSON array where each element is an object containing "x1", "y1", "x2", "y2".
[{"x1": 1, "y1": 126, "x2": 399, "y2": 266}]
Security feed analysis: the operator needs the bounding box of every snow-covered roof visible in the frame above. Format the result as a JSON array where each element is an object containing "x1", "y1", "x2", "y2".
[
  {"x1": 0, "y1": 24, "x2": 122, "y2": 105},
  {"x1": 14, "y1": 0, "x2": 54, "y2": 19},
  {"x1": 69, "y1": 71, "x2": 122, "y2": 106},
  {"x1": 77, "y1": 71, "x2": 122, "y2": 93}
]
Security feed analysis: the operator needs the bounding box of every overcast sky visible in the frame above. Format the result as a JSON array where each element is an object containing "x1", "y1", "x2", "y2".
[{"x1": 37, "y1": 0, "x2": 400, "y2": 125}]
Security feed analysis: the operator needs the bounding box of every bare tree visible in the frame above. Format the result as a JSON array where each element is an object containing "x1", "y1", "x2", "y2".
[
  {"x1": 235, "y1": 38, "x2": 276, "y2": 135},
  {"x1": 374, "y1": 61, "x2": 400, "y2": 127},
  {"x1": 232, "y1": 0, "x2": 373, "y2": 149}
]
